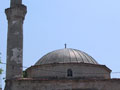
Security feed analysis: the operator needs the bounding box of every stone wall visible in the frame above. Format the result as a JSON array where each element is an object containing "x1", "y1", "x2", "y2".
[
  {"x1": 27, "y1": 63, "x2": 111, "y2": 79},
  {"x1": 5, "y1": 79, "x2": 120, "y2": 90}
]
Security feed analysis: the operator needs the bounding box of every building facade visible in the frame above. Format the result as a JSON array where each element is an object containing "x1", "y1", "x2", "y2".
[{"x1": 4, "y1": 0, "x2": 120, "y2": 90}]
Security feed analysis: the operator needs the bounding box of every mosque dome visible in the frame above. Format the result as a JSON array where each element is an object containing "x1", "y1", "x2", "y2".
[{"x1": 35, "y1": 48, "x2": 98, "y2": 65}]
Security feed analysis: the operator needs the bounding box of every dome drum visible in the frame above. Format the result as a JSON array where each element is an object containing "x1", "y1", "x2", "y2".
[{"x1": 26, "y1": 63, "x2": 111, "y2": 79}]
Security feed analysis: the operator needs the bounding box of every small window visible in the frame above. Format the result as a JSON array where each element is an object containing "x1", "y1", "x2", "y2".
[{"x1": 67, "y1": 69, "x2": 73, "y2": 77}]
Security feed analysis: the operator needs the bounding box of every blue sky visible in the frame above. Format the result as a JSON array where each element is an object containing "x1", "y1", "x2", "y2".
[{"x1": 1, "y1": 0, "x2": 120, "y2": 89}]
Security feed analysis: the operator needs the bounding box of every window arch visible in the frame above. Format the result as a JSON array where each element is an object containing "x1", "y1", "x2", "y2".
[{"x1": 67, "y1": 69, "x2": 73, "y2": 77}]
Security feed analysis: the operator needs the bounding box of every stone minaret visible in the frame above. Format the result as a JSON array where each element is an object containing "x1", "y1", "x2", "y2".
[{"x1": 5, "y1": 0, "x2": 27, "y2": 80}]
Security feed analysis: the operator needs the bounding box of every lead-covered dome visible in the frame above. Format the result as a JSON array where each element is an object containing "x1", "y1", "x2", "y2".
[{"x1": 35, "y1": 48, "x2": 98, "y2": 65}]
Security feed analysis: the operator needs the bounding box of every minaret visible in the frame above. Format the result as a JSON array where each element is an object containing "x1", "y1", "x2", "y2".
[{"x1": 5, "y1": 0, "x2": 27, "y2": 79}]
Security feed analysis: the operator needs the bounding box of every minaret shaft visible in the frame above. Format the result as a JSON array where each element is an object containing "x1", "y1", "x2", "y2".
[
  {"x1": 5, "y1": 4, "x2": 27, "y2": 79},
  {"x1": 11, "y1": 0, "x2": 22, "y2": 7}
]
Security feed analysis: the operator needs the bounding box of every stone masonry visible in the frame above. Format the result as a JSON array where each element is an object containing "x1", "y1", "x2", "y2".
[
  {"x1": 5, "y1": 79, "x2": 120, "y2": 90},
  {"x1": 5, "y1": 1, "x2": 27, "y2": 80},
  {"x1": 5, "y1": 5, "x2": 27, "y2": 80}
]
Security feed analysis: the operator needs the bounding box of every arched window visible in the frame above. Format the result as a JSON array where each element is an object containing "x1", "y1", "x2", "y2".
[{"x1": 67, "y1": 69, "x2": 73, "y2": 77}]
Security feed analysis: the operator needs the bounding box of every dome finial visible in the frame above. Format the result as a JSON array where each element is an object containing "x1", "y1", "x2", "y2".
[{"x1": 64, "y1": 43, "x2": 67, "y2": 49}]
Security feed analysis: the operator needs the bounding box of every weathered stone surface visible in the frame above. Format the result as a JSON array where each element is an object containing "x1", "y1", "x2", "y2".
[
  {"x1": 11, "y1": 0, "x2": 22, "y2": 7},
  {"x1": 5, "y1": 79, "x2": 120, "y2": 90},
  {"x1": 27, "y1": 63, "x2": 111, "y2": 79},
  {"x1": 5, "y1": 4, "x2": 27, "y2": 80}
]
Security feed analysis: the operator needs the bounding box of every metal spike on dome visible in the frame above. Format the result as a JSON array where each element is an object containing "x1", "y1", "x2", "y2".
[{"x1": 64, "y1": 43, "x2": 67, "y2": 49}]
